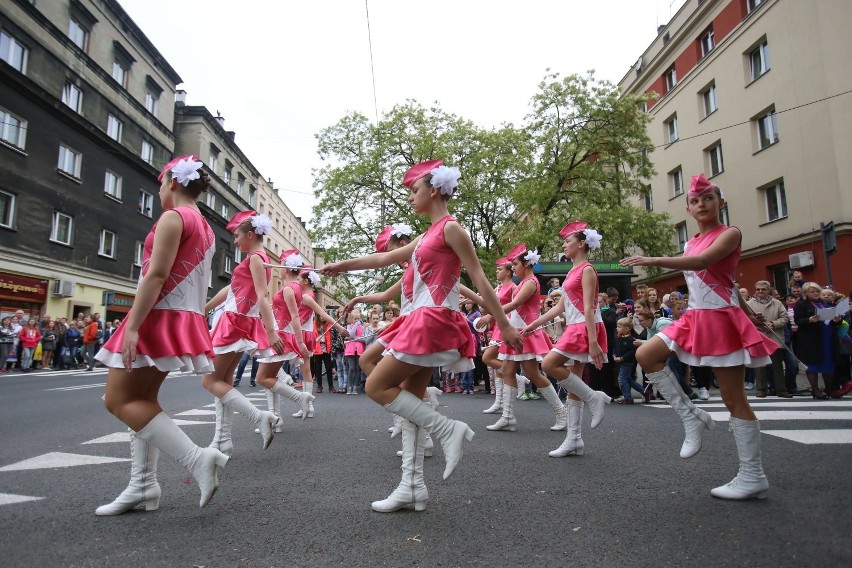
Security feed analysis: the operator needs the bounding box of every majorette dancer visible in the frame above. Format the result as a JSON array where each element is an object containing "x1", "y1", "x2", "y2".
[
  {"x1": 96, "y1": 156, "x2": 228, "y2": 514},
  {"x1": 621, "y1": 174, "x2": 777, "y2": 499},
  {"x1": 524, "y1": 222, "x2": 611, "y2": 457},
  {"x1": 321, "y1": 160, "x2": 522, "y2": 512},
  {"x1": 205, "y1": 210, "x2": 285, "y2": 455},
  {"x1": 481, "y1": 244, "x2": 565, "y2": 432},
  {"x1": 479, "y1": 256, "x2": 515, "y2": 414},
  {"x1": 253, "y1": 250, "x2": 316, "y2": 432}
]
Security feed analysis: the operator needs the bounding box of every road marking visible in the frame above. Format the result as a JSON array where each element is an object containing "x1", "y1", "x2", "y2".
[
  {"x1": 0, "y1": 492, "x2": 45, "y2": 506},
  {"x1": 706, "y1": 411, "x2": 852, "y2": 421},
  {"x1": 82, "y1": 432, "x2": 130, "y2": 445},
  {"x1": 171, "y1": 419, "x2": 214, "y2": 426},
  {"x1": 44, "y1": 383, "x2": 105, "y2": 392},
  {"x1": 175, "y1": 409, "x2": 216, "y2": 416},
  {"x1": 763, "y1": 429, "x2": 852, "y2": 444},
  {"x1": 0, "y1": 452, "x2": 129, "y2": 472},
  {"x1": 651, "y1": 401, "x2": 852, "y2": 409}
]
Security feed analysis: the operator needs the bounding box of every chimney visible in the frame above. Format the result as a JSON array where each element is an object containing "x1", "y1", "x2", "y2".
[
  {"x1": 175, "y1": 90, "x2": 187, "y2": 106},
  {"x1": 215, "y1": 111, "x2": 225, "y2": 128},
  {"x1": 226, "y1": 131, "x2": 236, "y2": 141}
]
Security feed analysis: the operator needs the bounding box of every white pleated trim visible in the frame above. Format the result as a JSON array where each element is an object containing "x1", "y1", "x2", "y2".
[
  {"x1": 551, "y1": 348, "x2": 609, "y2": 365},
  {"x1": 94, "y1": 349, "x2": 214, "y2": 373},
  {"x1": 658, "y1": 335, "x2": 771, "y2": 368},
  {"x1": 498, "y1": 352, "x2": 544, "y2": 362},
  {"x1": 377, "y1": 338, "x2": 389, "y2": 347},
  {"x1": 213, "y1": 339, "x2": 275, "y2": 359},
  {"x1": 257, "y1": 352, "x2": 302, "y2": 364},
  {"x1": 384, "y1": 348, "x2": 474, "y2": 373}
]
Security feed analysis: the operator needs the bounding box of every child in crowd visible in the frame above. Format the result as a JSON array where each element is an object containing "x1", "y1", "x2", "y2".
[{"x1": 613, "y1": 318, "x2": 643, "y2": 404}]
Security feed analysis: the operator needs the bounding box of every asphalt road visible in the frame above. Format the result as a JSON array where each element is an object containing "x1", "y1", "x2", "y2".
[{"x1": 1, "y1": 368, "x2": 850, "y2": 567}]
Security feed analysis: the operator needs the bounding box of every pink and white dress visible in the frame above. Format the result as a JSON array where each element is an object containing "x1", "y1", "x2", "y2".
[
  {"x1": 488, "y1": 282, "x2": 516, "y2": 347},
  {"x1": 377, "y1": 263, "x2": 415, "y2": 348},
  {"x1": 658, "y1": 225, "x2": 775, "y2": 367},
  {"x1": 257, "y1": 281, "x2": 303, "y2": 364},
  {"x1": 299, "y1": 289, "x2": 317, "y2": 353},
  {"x1": 552, "y1": 261, "x2": 608, "y2": 363},
  {"x1": 498, "y1": 276, "x2": 552, "y2": 361},
  {"x1": 384, "y1": 215, "x2": 475, "y2": 372},
  {"x1": 210, "y1": 250, "x2": 276, "y2": 358},
  {"x1": 96, "y1": 207, "x2": 215, "y2": 372}
]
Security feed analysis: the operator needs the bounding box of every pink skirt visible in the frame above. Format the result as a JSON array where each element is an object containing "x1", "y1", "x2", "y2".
[
  {"x1": 498, "y1": 329, "x2": 552, "y2": 361},
  {"x1": 211, "y1": 311, "x2": 276, "y2": 359},
  {"x1": 384, "y1": 308, "x2": 475, "y2": 372}
]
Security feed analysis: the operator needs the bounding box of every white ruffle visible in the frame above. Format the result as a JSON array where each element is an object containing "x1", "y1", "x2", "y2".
[
  {"x1": 213, "y1": 339, "x2": 276, "y2": 359},
  {"x1": 551, "y1": 348, "x2": 609, "y2": 365},
  {"x1": 94, "y1": 349, "x2": 214, "y2": 373},
  {"x1": 658, "y1": 335, "x2": 771, "y2": 368},
  {"x1": 497, "y1": 352, "x2": 544, "y2": 362},
  {"x1": 384, "y1": 348, "x2": 473, "y2": 373},
  {"x1": 257, "y1": 352, "x2": 302, "y2": 364}
]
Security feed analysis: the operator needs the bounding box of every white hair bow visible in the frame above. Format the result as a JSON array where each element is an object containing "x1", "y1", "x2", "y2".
[
  {"x1": 583, "y1": 229, "x2": 602, "y2": 250},
  {"x1": 524, "y1": 249, "x2": 541, "y2": 265},
  {"x1": 283, "y1": 253, "x2": 304, "y2": 269},
  {"x1": 429, "y1": 165, "x2": 461, "y2": 196},
  {"x1": 390, "y1": 223, "x2": 413, "y2": 239},
  {"x1": 171, "y1": 157, "x2": 203, "y2": 187},
  {"x1": 251, "y1": 214, "x2": 274, "y2": 236}
]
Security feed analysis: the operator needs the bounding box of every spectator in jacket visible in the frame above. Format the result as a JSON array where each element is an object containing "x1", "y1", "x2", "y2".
[
  {"x1": 313, "y1": 322, "x2": 336, "y2": 393},
  {"x1": 18, "y1": 318, "x2": 42, "y2": 372},
  {"x1": 82, "y1": 316, "x2": 99, "y2": 371},
  {"x1": 746, "y1": 280, "x2": 789, "y2": 397},
  {"x1": 0, "y1": 317, "x2": 16, "y2": 372},
  {"x1": 344, "y1": 311, "x2": 365, "y2": 394},
  {"x1": 794, "y1": 282, "x2": 841, "y2": 398},
  {"x1": 613, "y1": 318, "x2": 643, "y2": 403},
  {"x1": 40, "y1": 320, "x2": 58, "y2": 370},
  {"x1": 63, "y1": 321, "x2": 82, "y2": 369}
]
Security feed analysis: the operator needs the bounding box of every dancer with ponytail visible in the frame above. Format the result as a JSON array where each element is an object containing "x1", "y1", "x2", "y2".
[
  {"x1": 481, "y1": 245, "x2": 566, "y2": 432},
  {"x1": 322, "y1": 160, "x2": 522, "y2": 512},
  {"x1": 96, "y1": 156, "x2": 227, "y2": 514},
  {"x1": 480, "y1": 257, "x2": 515, "y2": 415},
  {"x1": 523, "y1": 222, "x2": 611, "y2": 457},
  {"x1": 205, "y1": 211, "x2": 285, "y2": 456},
  {"x1": 621, "y1": 174, "x2": 776, "y2": 499}
]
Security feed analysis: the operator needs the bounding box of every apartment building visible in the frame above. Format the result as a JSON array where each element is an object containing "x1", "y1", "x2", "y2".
[{"x1": 618, "y1": 0, "x2": 851, "y2": 294}]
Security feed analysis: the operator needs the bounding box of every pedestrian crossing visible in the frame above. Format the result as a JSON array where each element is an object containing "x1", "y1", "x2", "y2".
[{"x1": 646, "y1": 396, "x2": 852, "y2": 444}]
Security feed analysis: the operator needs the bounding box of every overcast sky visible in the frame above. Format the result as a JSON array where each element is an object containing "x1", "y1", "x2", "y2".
[{"x1": 120, "y1": 0, "x2": 687, "y2": 224}]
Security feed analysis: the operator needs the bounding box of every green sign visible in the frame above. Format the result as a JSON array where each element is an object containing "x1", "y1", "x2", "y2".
[{"x1": 534, "y1": 262, "x2": 633, "y2": 274}]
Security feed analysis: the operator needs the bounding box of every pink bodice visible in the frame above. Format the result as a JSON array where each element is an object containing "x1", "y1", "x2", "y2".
[
  {"x1": 497, "y1": 282, "x2": 516, "y2": 305},
  {"x1": 508, "y1": 276, "x2": 541, "y2": 327},
  {"x1": 142, "y1": 207, "x2": 215, "y2": 315},
  {"x1": 299, "y1": 288, "x2": 315, "y2": 331},
  {"x1": 409, "y1": 215, "x2": 462, "y2": 311},
  {"x1": 562, "y1": 261, "x2": 603, "y2": 325},
  {"x1": 273, "y1": 281, "x2": 303, "y2": 333},
  {"x1": 222, "y1": 250, "x2": 271, "y2": 317},
  {"x1": 683, "y1": 225, "x2": 741, "y2": 311},
  {"x1": 400, "y1": 262, "x2": 414, "y2": 315}
]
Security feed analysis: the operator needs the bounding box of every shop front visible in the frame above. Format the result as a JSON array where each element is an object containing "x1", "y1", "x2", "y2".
[
  {"x1": 102, "y1": 291, "x2": 135, "y2": 324},
  {"x1": 0, "y1": 272, "x2": 48, "y2": 322}
]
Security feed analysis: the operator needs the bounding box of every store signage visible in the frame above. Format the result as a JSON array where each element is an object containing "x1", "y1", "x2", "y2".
[{"x1": 0, "y1": 273, "x2": 49, "y2": 302}]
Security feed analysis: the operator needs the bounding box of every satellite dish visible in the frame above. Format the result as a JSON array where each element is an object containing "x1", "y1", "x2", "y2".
[{"x1": 635, "y1": 56, "x2": 643, "y2": 70}]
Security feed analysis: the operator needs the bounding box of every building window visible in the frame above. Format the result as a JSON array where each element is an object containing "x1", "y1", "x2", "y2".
[
  {"x1": 141, "y1": 140, "x2": 154, "y2": 165},
  {"x1": 58, "y1": 144, "x2": 82, "y2": 178},
  {"x1": 134, "y1": 241, "x2": 144, "y2": 267},
  {"x1": 644, "y1": 186, "x2": 653, "y2": 212},
  {"x1": 220, "y1": 203, "x2": 229, "y2": 218},
  {"x1": 720, "y1": 204, "x2": 730, "y2": 226},
  {"x1": 700, "y1": 27, "x2": 714, "y2": 58},
  {"x1": 0, "y1": 107, "x2": 27, "y2": 149},
  {"x1": 224, "y1": 162, "x2": 233, "y2": 185},
  {"x1": 145, "y1": 91, "x2": 159, "y2": 116},
  {"x1": 61, "y1": 81, "x2": 83, "y2": 113},
  {"x1": 208, "y1": 146, "x2": 219, "y2": 175},
  {"x1": 104, "y1": 171, "x2": 122, "y2": 200},
  {"x1": 706, "y1": 142, "x2": 724, "y2": 176},
  {"x1": 236, "y1": 175, "x2": 245, "y2": 198},
  {"x1": 747, "y1": 0, "x2": 764, "y2": 14},
  {"x1": 669, "y1": 167, "x2": 684, "y2": 198},
  {"x1": 664, "y1": 115, "x2": 679, "y2": 144},
  {"x1": 67, "y1": 18, "x2": 88, "y2": 50},
  {"x1": 99, "y1": 229, "x2": 116, "y2": 258},
  {"x1": 0, "y1": 190, "x2": 16, "y2": 228},
  {"x1": 0, "y1": 31, "x2": 28, "y2": 73},
  {"x1": 111, "y1": 60, "x2": 128, "y2": 87},
  {"x1": 249, "y1": 186, "x2": 257, "y2": 207},
  {"x1": 234, "y1": 248, "x2": 243, "y2": 264},
  {"x1": 138, "y1": 190, "x2": 153, "y2": 217},
  {"x1": 51, "y1": 211, "x2": 73, "y2": 245},
  {"x1": 676, "y1": 222, "x2": 688, "y2": 253},
  {"x1": 224, "y1": 255, "x2": 233, "y2": 275},
  {"x1": 749, "y1": 41, "x2": 770, "y2": 81},
  {"x1": 664, "y1": 66, "x2": 677, "y2": 92},
  {"x1": 700, "y1": 83, "x2": 717, "y2": 117},
  {"x1": 763, "y1": 181, "x2": 787, "y2": 222},
  {"x1": 756, "y1": 109, "x2": 779, "y2": 149},
  {"x1": 106, "y1": 113, "x2": 122, "y2": 142},
  {"x1": 205, "y1": 192, "x2": 216, "y2": 210}
]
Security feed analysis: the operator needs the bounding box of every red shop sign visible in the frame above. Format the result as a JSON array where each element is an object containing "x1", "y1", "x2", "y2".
[{"x1": 0, "y1": 273, "x2": 49, "y2": 302}]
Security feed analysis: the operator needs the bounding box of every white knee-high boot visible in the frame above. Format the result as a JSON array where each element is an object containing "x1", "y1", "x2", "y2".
[
  {"x1": 292, "y1": 381, "x2": 315, "y2": 418},
  {"x1": 256, "y1": 390, "x2": 284, "y2": 434},
  {"x1": 270, "y1": 378, "x2": 314, "y2": 420},
  {"x1": 486, "y1": 384, "x2": 517, "y2": 431},
  {"x1": 135, "y1": 412, "x2": 228, "y2": 507},
  {"x1": 384, "y1": 390, "x2": 474, "y2": 480},
  {"x1": 209, "y1": 397, "x2": 234, "y2": 457},
  {"x1": 711, "y1": 417, "x2": 769, "y2": 500},
  {"x1": 483, "y1": 375, "x2": 504, "y2": 414},
  {"x1": 95, "y1": 430, "x2": 161, "y2": 515},
  {"x1": 221, "y1": 389, "x2": 281, "y2": 450},
  {"x1": 550, "y1": 400, "x2": 584, "y2": 457},
  {"x1": 648, "y1": 367, "x2": 715, "y2": 458},
  {"x1": 373, "y1": 420, "x2": 428, "y2": 512},
  {"x1": 516, "y1": 375, "x2": 529, "y2": 399},
  {"x1": 397, "y1": 392, "x2": 439, "y2": 457},
  {"x1": 539, "y1": 384, "x2": 567, "y2": 431},
  {"x1": 557, "y1": 373, "x2": 610, "y2": 428}
]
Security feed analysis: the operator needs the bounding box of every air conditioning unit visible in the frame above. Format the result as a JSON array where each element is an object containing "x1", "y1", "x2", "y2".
[
  {"x1": 788, "y1": 251, "x2": 814, "y2": 269},
  {"x1": 52, "y1": 279, "x2": 75, "y2": 297}
]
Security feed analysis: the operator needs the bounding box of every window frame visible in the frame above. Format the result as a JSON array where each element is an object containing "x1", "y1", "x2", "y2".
[
  {"x1": 138, "y1": 189, "x2": 154, "y2": 218},
  {"x1": 756, "y1": 109, "x2": 779, "y2": 150},
  {"x1": 700, "y1": 27, "x2": 715, "y2": 58},
  {"x1": 0, "y1": 31, "x2": 28, "y2": 73},
  {"x1": 134, "y1": 240, "x2": 144, "y2": 267},
  {"x1": 205, "y1": 191, "x2": 216, "y2": 210},
  {"x1": 720, "y1": 204, "x2": 730, "y2": 226},
  {"x1": 675, "y1": 222, "x2": 688, "y2": 253},
  {"x1": 749, "y1": 41, "x2": 770, "y2": 82},
  {"x1": 700, "y1": 83, "x2": 717, "y2": 118},
  {"x1": 140, "y1": 140, "x2": 154, "y2": 165},
  {"x1": 104, "y1": 170, "x2": 122, "y2": 200},
  {"x1": 111, "y1": 59, "x2": 128, "y2": 88},
  {"x1": 644, "y1": 186, "x2": 653, "y2": 212},
  {"x1": 99, "y1": 229, "x2": 117, "y2": 259},
  {"x1": 747, "y1": 0, "x2": 764, "y2": 14},
  {"x1": 0, "y1": 190, "x2": 16, "y2": 229},
  {"x1": 67, "y1": 18, "x2": 88, "y2": 51},
  {"x1": 763, "y1": 181, "x2": 787, "y2": 222},
  {"x1": 669, "y1": 167, "x2": 684, "y2": 198},
  {"x1": 144, "y1": 90, "x2": 159, "y2": 116},
  {"x1": 664, "y1": 66, "x2": 677, "y2": 92},
  {"x1": 224, "y1": 254, "x2": 234, "y2": 275},
  {"x1": 106, "y1": 113, "x2": 122, "y2": 142},
  {"x1": 61, "y1": 81, "x2": 83, "y2": 114},
  {"x1": 706, "y1": 142, "x2": 724, "y2": 177},
  {"x1": 0, "y1": 107, "x2": 27, "y2": 150},
  {"x1": 664, "y1": 115, "x2": 679, "y2": 144},
  {"x1": 57, "y1": 144, "x2": 82, "y2": 179},
  {"x1": 50, "y1": 211, "x2": 74, "y2": 245}
]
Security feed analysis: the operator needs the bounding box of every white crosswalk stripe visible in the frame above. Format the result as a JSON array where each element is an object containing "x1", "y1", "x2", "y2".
[{"x1": 0, "y1": 492, "x2": 45, "y2": 506}]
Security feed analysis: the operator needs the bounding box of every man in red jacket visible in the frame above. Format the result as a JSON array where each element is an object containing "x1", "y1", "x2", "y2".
[{"x1": 82, "y1": 316, "x2": 99, "y2": 371}]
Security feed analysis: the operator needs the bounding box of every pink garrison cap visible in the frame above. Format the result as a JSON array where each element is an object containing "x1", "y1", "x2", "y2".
[
  {"x1": 505, "y1": 243, "x2": 527, "y2": 261},
  {"x1": 279, "y1": 249, "x2": 301, "y2": 264},
  {"x1": 375, "y1": 226, "x2": 393, "y2": 253},
  {"x1": 496, "y1": 256, "x2": 511, "y2": 266},
  {"x1": 158, "y1": 155, "x2": 200, "y2": 182},
  {"x1": 225, "y1": 210, "x2": 257, "y2": 232},
  {"x1": 402, "y1": 160, "x2": 444, "y2": 189},
  {"x1": 559, "y1": 221, "x2": 588, "y2": 239},
  {"x1": 688, "y1": 173, "x2": 716, "y2": 197},
  {"x1": 300, "y1": 264, "x2": 314, "y2": 276}
]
